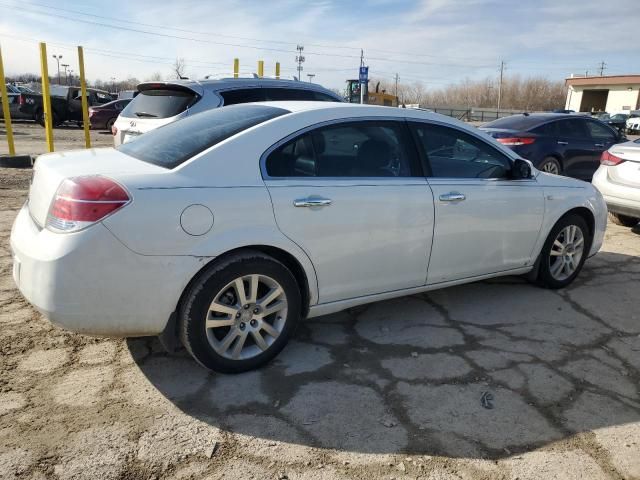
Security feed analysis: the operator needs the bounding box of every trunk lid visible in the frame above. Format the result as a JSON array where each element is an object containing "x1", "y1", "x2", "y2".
[
  {"x1": 28, "y1": 148, "x2": 165, "y2": 227},
  {"x1": 608, "y1": 142, "x2": 640, "y2": 188}
]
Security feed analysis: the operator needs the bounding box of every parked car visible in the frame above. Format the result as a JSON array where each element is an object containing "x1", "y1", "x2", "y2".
[
  {"x1": 602, "y1": 113, "x2": 629, "y2": 133},
  {"x1": 19, "y1": 85, "x2": 114, "y2": 127},
  {"x1": 0, "y1": 84, "x2": 32, "y2": 120},
  {"x1": 89, "y1": 99, "x2": 131, "y2": 130},
  {"x1": 592, "y1": 139, "x2": 640, "y2": 227},
  {"x1": 480, "y1": 113, "x2": 625, "y2": 179},
  {"x1": 11, "y1": 102, "x2": 607, "y2": 373},
  {"x1": 625, "y1": 113, "x2": 640, "y2": 134},
  {"x1": 111, "y1": 78, "x2": 343, "y2": 146}
]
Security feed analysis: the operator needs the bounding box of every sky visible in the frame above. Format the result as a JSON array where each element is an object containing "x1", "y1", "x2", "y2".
[{"x1": 0, "y1": 0, "x2": 639, "y2": 91}]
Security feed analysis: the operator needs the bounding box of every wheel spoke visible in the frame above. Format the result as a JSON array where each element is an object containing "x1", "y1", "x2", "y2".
[
  {"x1": 553, "y1": 239, "x2": 564, "y2": 250},
  {"x1": 247, "y1": 274, "x2": 259, "y2": 303},
  {"x1": 251, "y1": 330, "x2": 269, "y2": 351},
  {"x1": 550, "y1": 259, "x2": 564, "y2": 277},
  {"x1": 258, "y1": 286, "x2": 283, "y2": 307},
  {"x1": 257, "y1": 300, "x2": 286, "y2": 319},
  {"x1": 261, "y1": 322, "x2": 279, "y2": 338},
  {"x1": 206, "y1": 317, "x2": 235, "y2": 329},
  {"x1": 550, "y1": 249, "x2": 562, "y2": 256},
  {"x1": 234, "y1": 278, "x2": 248, "y2": 306},
  {"x1": 574, "y1": 236, "x2": 584, "y2": 247},
  {"x1": 210, "y1": 301, "x2": 238, "y2": 316},
  {"x1": 232, "y1": 331, "x2": 248, "y2": 359},
  {"x1": 217, "y1": 328, "x2": 240, "y2": 354}
]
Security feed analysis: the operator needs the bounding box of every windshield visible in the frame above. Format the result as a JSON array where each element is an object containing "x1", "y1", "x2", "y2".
[
  {"x1": 120, "y1": 88, "x2": 197, "y2": 119},
  {"x1": 117, "y1": 104, "x2": 289, "y2": 169}
]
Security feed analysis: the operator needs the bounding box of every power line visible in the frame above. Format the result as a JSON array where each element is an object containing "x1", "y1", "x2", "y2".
[{"x1": 598, "y1": 61, "x2": 607, "y2": 76}]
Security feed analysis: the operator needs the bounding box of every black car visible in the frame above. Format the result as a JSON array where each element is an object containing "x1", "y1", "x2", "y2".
[
  {"x1": 480, "y1": 113, "x2": 625, "y2": 180},
  {"x1": 602, "y1": 113, "x2": 629, "y2": 133}
]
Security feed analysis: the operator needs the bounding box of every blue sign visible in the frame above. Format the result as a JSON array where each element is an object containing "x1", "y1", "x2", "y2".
[{"x1": 359, "y1": 66, "x2": 368, "y2": 84}]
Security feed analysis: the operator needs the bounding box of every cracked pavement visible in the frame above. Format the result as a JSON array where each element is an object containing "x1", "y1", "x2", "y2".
[{"x1": 1, "y1": 168, "x2": 639, "y2": 480}]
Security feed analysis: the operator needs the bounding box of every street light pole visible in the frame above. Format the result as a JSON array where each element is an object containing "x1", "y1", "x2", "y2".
[
  {"x1": 61, "y1": 64, "x2": 69, "y2": 85},
  {"x1": 52, "y1": 54, "x2": 62, "y2": 84},
  {"x1": 307, "y1": 74, "x2": 315, "y2": 83}
]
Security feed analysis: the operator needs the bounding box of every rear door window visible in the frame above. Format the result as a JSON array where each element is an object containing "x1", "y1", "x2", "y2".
[
  {"x1": 121, "y1": 88, "x2": 197, "y2": 119},
  {"x1": 585, "y1": 121, "x2": 616, "y2": 142},
  {"x1": 557, "y1": 119, "x2": 588, "y2": 139},
  {"x1": 219, "y1": 88, "x2": 266, "y2": 105},
  {"x1": 532, "y1": 122, "x2": 559, "y2": 136},
  {"x1": 117, "y1": 104, "x2": 288, "y2": 169}
]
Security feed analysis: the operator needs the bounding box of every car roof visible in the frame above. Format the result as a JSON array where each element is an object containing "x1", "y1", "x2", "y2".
[
  {"x1": 137, "y1": 77, "x2": 340, "y2": 95},
  {"x1": 481, "y1": 112, "x2": 596, "y2": 131}
]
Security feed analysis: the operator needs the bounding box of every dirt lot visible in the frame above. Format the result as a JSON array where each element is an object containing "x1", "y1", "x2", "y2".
[
  {"x1": 0, "y1": 121, "x2": 113, "y2": 157},
  {"x1": 0, "y1": 167, "x2": 639, "y2": 480}
]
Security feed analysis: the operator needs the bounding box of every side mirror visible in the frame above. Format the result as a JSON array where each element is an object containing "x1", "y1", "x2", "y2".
[{"x1": 512, "y1": 159, "x2": 532, "y2": 179}]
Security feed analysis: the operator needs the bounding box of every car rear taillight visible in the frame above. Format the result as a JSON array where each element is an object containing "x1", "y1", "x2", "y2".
[
  {"x1": 496, "y1": 137, "x2": 536, "y2": 146},
  {"x1": 111, "y1": 124, "x2": 118, "y2": 136},
  {"x1": 18, "y1": 94, "x2": 24, "y2": 105},
  {"x1": 88, "y1": 108, "x2": 94, "y2": 117},
  {"x1": 46, "y1": 176, "x2": 130, "y2": 232},
  {"x1": 600, "y1": 151, "x2": 625, "y2": 166}
]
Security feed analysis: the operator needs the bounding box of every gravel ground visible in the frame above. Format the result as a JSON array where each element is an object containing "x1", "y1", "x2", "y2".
[{"x1": 0, "y1": 167, "x2": 639, "y2": 480}]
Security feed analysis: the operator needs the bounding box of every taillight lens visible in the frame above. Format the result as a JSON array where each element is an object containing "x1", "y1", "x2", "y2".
[
  {"x1": 111, "y1": 124, "x2": 118, "y2": 136},
  {"x1": 88, "y1": 108, "x2": 94, "y2": 117},
  {"x1": 600, "y1": 151, "x2": 625, "y2": 166},
  {"x1": 497, "y1": 137, "x2": 536, "y2": 146},
  {"x1": 46, "y1": 176, "x2": 130, "y2": 232},
  {"x1": 18, "y1": 94, "x2": 24, "y2": 105}
]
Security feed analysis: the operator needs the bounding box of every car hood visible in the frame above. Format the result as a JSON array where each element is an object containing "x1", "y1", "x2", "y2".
[{"x1": 535, "y1": 170, "x2": 589, "y2": 188}]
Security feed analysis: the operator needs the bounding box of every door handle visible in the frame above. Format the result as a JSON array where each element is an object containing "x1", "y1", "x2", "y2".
[
  {"x1": 293, "y1": 197, "x2": 333, "y2": 208},
  {"x1": 594, "y1": 143, "x2": 604, "y2": 147},
  {"x1": 557, "y1": 141, "x2": 568, "y2": 145},
  {"x1": 439, "y1": 192, "x2": 466, "y2": 202}
]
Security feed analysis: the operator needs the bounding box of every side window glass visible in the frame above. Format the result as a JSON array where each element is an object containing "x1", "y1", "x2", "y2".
[
  {"x1": 265, "y1": 122, "x2": 418, "y2": 178},
  {"x1": 263, "y1": 88, "x2": 316, "y2": 101},
  {"x1": 532, "y1": 122, "x2": 558, "y2": 136},
  {"x1": 220, "y1": 89, "x2": 266, "y2": 105},
  {"x1": 558, "y1": 119, "x2": 587, "y2": 138},
  {"x1": 586, "y1": 121, "x2": 615, "y2": 141},
  {"x1": 413, "y1": 123, "x2": 511, "y2": 179},
  {"x1": 312, "y1": 92, "x2": 339, "y2": 102}
]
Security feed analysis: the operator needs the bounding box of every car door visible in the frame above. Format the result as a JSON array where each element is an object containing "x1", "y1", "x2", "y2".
[
  {"x1": 555, "y1": 118, "x2": 596, "y2": 178},
  {"x1": 264, "y1": 119, "x2": 434, "y2": 304},
  {"x1": 583, "y1": 119, "x2": 619, "y2": 178},
  {"x1": 409, "y1": 121, "x2": 545, "y2": 284}
]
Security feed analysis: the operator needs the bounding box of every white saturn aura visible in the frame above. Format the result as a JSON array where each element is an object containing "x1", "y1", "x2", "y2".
[{"x1": 11, "y1": 102, "x2": 607, "y2": 372}]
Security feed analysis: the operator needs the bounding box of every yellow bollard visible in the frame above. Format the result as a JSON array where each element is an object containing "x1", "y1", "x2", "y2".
[
  {"x1": 39, "y1": 42, "x2": 54, "y2": 152},
  {"x1": 77, "y1": 46, "x2": 91, "y2": 148},
  {"x1": 258, "y1": 60, "x2": 264, "y2": 78},
  {"x1": 275, "y1": 62, "x2": 280, "y2": 80},
  {"x1": 233, "y1": 58, "x2": 239, "y2": 79},
  {"x1": 0, "y1": 45, "x2": 16, "y2": 156}
]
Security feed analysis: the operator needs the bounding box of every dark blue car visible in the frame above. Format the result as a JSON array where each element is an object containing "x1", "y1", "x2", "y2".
[{"x1": 480, "y1": 113, "x2": 625, "y2": 180}]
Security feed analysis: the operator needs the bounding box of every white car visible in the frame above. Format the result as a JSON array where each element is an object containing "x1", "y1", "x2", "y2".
[
  {"x1": 626, "y1": 115, "x2": 640, "y2": 134},
  {"x1": 11, "y1": 102, "x2": 607, "y2": 373},
  {"x1": 593, "y1": 139, "x2": 640, "y2": 227}
]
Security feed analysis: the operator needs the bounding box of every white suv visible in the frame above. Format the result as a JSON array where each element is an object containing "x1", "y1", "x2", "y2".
[{"x1": 112, "y1": 78, "x2": 343, "y2": 145}]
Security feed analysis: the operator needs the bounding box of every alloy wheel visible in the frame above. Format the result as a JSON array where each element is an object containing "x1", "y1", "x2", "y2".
[
  {"x1": 548, "y1": 225, "x2": 585, "y2": 281},
  {"x1": 541, "y1": 161, "x2": 560, "y2": 175},
  {"x1": 205, "y1": 274, "x2": 288, "y2": 360}
]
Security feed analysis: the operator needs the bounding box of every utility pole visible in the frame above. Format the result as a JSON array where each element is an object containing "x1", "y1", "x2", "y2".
[
  {"x1": 295, "y1": 45, "x2": 305, "y2": 81},
  {"x1": 360, "y1": 49, "x2": 364, "y2": 104},
  {"x1": 52, "y1": 54, "x2": 62, "y2": 85},
  {"x1": 497, "y1": 60, "x2": 505, "y2": 114},
  {"x1": 598, "y1": 61, "x2": 607, "y2": 76},
  {"x1": 61, "y1": 64, "x2": 69, "y2": 85},
  {"x1": 307, "y1": 73, "x2": 315, "y2": 83},
  {"x1": 394, "y1": 73, "x2": 399, "y2": 100}
]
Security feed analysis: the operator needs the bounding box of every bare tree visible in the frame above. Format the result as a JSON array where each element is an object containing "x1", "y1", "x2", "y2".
[
  {"x1": 145, "y1": 72, "x2": 164, "y2": 82},
  {"x1": 172, "y1": 58, "x2": 187, "y2": 79}
]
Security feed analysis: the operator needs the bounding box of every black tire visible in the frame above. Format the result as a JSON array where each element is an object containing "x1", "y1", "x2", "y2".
[
  {"x1": 537, "y1": 214, "x2": 591, "y2": 289},
  {"x1": 106, "y1": 117, "x2": 116, "y2": 131},
  {"x1": 179, "y1": 250, "x2": 302, "y2": 373},
  {"x1": 609, "y1": 212, "x2": 639, "y2": 227},
  {"x1": 538, "y1": 157, "x2": 562, "y2": 175},
  {"x1": 36, "y1": 110, "x2": 61, "y2": 127}
]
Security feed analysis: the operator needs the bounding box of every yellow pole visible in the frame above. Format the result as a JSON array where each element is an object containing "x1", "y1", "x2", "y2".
[
  {"x1": 0, "y1": 45, "x2": 16, "y2": 156},
  {"x1": 275, "y1": 62, "x2": 280, "y2": 80},
  {"x1": 39, "y1": 42, "x2": 54, "y2": 152},
  {"x1": 258, "y1": 60, "x2": 264, "y2": 78},
  {"x1": 77, "y1": 46, "x2": 91, "y2": 148},
  {"x1": 233, "y1": 58, "x2": 239, "y2": 79}
]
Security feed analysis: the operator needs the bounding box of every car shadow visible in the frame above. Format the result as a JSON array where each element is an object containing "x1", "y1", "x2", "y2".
[{"x1": 129, "y1": 251, "x2": 640, "y2": 460}]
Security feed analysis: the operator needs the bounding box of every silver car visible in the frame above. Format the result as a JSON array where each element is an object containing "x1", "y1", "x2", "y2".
[{"x1": 111, "y1": 78, "x2": 343, "y2": 145}]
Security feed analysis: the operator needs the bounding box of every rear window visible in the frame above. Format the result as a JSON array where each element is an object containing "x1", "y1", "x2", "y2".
[
  {"x1": 117, "y1": 104, "x2": 288, "y2": 169},
  {"x1": 483, "y1": 115, "x2": 549, "y2": 131},
  {"x1": 121, "y1": 88, "x2": 197, "y2": 119}
]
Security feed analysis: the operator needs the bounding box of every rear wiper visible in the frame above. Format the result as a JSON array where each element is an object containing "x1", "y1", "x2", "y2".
[{"x1": 135, "y1": 111, "x2": 158, "y2": 118}]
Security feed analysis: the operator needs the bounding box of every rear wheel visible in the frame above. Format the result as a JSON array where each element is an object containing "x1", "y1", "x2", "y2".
[
  {"x1": 609, "y1": 212, "x2": 639, "y2": 227},
  {"x1": 539, "y1": 157, "x2": 562, "y2": 175},
  {"x1": 106, "y1": 117, "x2": 116, "y2": 131},
  {"x1": 179, "y1": 251, "x2": 301, "y2": 373},
  {"x1": 537, "y1": 214, "x2": 590, "y2": 289}
]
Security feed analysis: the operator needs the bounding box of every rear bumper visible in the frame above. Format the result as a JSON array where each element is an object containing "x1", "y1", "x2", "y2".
[
  {"x1": 592, "y1": 167, "x2": 640, "y2": 218},
  {"x1": 10, "y1": 205, "x2": 204, "y2": 337}
]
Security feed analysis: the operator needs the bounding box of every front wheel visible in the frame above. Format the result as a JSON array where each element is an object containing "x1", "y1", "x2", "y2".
[
  {"x1": 179, "y1": 251, "x2": 301, "y2": 373},
  {"x1": 537, "y1": 214, "x2": 590, "y2": 289},
  {"x1": 539, "y1": 157, "x2": 562, "y2": 175},
  {"x1": 609, "y1": 212, "x2": 639, "y2": 227}
]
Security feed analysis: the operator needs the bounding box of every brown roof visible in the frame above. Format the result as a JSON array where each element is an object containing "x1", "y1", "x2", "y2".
[{"x1": 565, "y1": 75, "x2": 640, "y2": 86}]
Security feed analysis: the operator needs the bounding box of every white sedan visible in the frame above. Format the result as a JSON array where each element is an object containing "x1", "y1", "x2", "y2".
[
  {"x1": 593, "y1": 139, "x2": 640, "y2": 227},
  {"x1": 11, "y1": 102, "x2": 607, "y2": 372}
]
